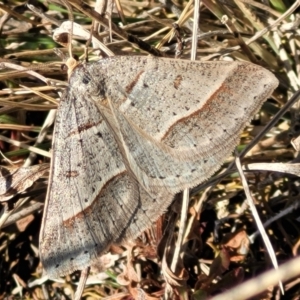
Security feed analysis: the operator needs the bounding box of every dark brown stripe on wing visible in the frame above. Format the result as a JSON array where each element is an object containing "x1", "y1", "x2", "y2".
[
  {"x1": 68, "y1": 120, "x2": 103, "y2": 136},
  {"x1": 125, "y1": 70, "x2": 144, "y2": 94},
  {"x1": 62, "y1": 171, "x2": 127, "y2": 228},
  {"x1": 161, "y1": 83, "x2": 229, "y2": 141}
]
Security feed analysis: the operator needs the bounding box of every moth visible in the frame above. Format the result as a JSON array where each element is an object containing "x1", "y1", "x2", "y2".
[{"x1": 39, "y1": 56, "x2": 278, "y2": 278}]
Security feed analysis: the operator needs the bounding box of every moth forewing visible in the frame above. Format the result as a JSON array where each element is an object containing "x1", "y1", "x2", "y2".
[{"x1": 92, "y1": 57, "x2": 278, "y2": 193}]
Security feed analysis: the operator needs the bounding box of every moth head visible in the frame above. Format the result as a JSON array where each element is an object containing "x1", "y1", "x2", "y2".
[{"x1": 68, "y1": 64, "x2": 106, "y2": 100}]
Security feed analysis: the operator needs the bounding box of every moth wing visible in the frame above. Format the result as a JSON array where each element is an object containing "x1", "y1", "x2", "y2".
[
  {"x1": 98, "y1": 99, "x2": 216, "y2": 195},
  {"x1": 39, "y1": 78, "x2": 165, "y2": 278},
  {"x1": 88, "y1": 57, "x2": 278, "y2": 194},
  {"x1": 40, "y1": 56, "x2": 279, "y2": 277},
  {"x1": 119, "y1": 184, "x2": 174, "y2": 242},
  {"x1": 89, "y1": 56, "x2": 278, "y2": 154}
]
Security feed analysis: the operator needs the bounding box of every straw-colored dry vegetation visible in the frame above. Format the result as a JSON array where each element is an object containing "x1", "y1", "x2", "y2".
[{"x1": 1, "y1": 0, "x2": 300, "y2": 299}]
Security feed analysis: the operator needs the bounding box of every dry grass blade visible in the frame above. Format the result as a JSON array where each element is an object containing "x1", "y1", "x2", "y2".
[
  {"x1": 211, "y1": 255, "x2": 300, "y2": 300},
  {"x1": 235, "y1": 151, "x2": 283, "y2": 293}
]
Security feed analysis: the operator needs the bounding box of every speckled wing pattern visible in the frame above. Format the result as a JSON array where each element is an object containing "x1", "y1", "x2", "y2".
[{"x1": 39, "y1": 56, "x2": 278, "y2": 278}]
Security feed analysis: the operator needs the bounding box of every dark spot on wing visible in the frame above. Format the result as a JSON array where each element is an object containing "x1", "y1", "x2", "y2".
[
  {"x1": 173, "y1": 75, "x2": 182, "y2": 89},
  {"x1": 65, "y1": 170, "x2": 79, "y2": 177}
]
